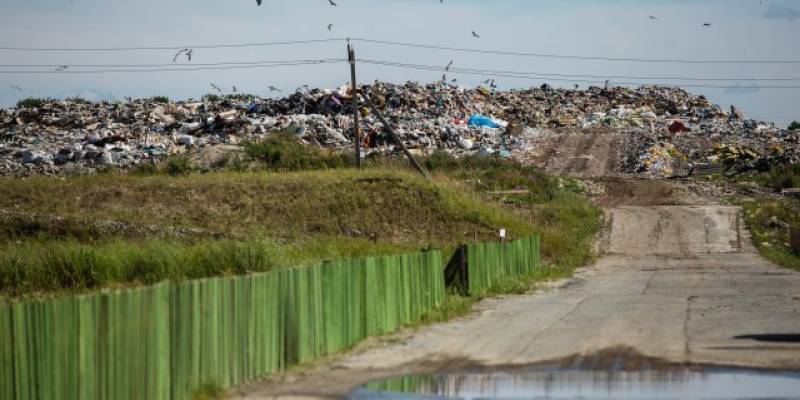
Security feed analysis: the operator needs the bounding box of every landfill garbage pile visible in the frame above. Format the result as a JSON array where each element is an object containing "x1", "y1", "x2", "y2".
[{"x1": 0, "y1": 82, "x2": 796, "y2": 177}]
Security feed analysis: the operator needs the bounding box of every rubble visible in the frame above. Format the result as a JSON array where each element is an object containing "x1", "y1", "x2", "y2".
[{"x1": 0, "y1": 82, "x2": 796, "y2": 177}]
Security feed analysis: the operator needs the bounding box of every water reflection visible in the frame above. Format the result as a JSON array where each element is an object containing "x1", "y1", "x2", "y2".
[{"x1": 350, "y1": 369, "x2": 800, "y2": 399}]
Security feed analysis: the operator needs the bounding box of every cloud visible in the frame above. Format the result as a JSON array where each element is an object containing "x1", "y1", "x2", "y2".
[{"x1": 765, "y1": 4, "x2": 800, "y2": 21}]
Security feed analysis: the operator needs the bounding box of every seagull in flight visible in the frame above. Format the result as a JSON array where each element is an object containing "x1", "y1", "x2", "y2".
[
  {"x1": 210, "y1": 83, "x2": 222, "y2": 93},
  {"x1": 702, "y1": 23, "x2": 712, "y2": 27},
  {"x1": 10, "y1": 85, "x2": 23, "y2": 92},
  {"x1": 268, "y1": 86, "x2": 282, "y2": 93},
  {"x1": 445, "y1": 60, "x2": 453, "y2": 71},
  {"x1": 173, "y1": 48, "x2": 193, "y2": 62},
  {"x1": 328, "y1": 24, "x2": 334, "y2": 31},
  {"x1": 328, "y1": 0, "x2": 337, "y2": 6},
  {"x1": 471, "y1": 31, "x2": 480, "y2": 38}
]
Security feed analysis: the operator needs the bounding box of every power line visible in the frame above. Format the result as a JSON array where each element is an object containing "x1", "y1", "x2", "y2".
[
  {"x1": 0, "y1": 59, "x2": 346, "y2": 74},
  {"x1": 3, "y1": 58, "x2": 797, "y2": 83},
  {"x1": 0, "y1": 38, "x2": 347, "y2": 52},
  {"x1": 0, "y1": 59, "x2": 344, "y2": 69},
  {"x1": 359, "y1": 58, "x2": 800, "y2": 82},
  {"x1": 352, "y1": 38, "x2": 800, "y2": 65},
  {"x1": 359, "y1": 59, "x2": 800, "y2": 89},
  {"x1": 3, "y1": 35, "x2": 798, "y2": 65}
]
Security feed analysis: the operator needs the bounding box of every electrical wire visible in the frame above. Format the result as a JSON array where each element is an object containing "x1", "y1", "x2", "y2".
[
  {"x1": 0, "y1": 59, "x2": 346, "y2": 74},
  {"x1": 0, "y1": 38, "x2": 347, "y2": 52},
  {"x1": 358, "y1": 58, "x2": 800, "y2": 82},
  {"x1": 351, "y1": 38, "x2": 800, "y2": 65},
  {"x1": 359, "y1": 59, "x2": 800, "y2": 89}
]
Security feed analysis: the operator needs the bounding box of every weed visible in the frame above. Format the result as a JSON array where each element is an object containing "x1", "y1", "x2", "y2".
[
  {"x1": 244, "y1": 130, "x2": 351, "y2": 171},
  {"x1": 163, "y1": 156, "x2": 194, "y2": 176},
  {"x1": 149, "y1": 96, "x2": 170, "y2": 103},
  {"x1": 192, "y1": 383, "x2": 226, "y2": 400},
  {"x1": 16, "y1": 98, "x2": 51, "y2": 109}
]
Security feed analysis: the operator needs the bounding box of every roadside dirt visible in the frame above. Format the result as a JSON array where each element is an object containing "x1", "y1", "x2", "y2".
[{"x1": 231, "y1": 132, "x2": 800, "y2": 399}]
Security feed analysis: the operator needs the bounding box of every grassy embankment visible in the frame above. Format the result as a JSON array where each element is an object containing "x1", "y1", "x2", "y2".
[
  {"x1": 0, "y1": 133, "x2": 601, "y2": 300},
  {"x1": 734, "y1": 163, "x2": 800, "y2": 269}
]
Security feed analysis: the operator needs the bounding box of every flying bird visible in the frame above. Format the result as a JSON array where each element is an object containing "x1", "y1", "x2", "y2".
[
  {"x1": 173, "y1": 48, "x2": 193, "y2": 63},
  {"x1": 451, "y1": 78, "x2": 457, "y2": 83},
  {"x1": 484, "y1": 78, "x2": 491, "y2": 84},
  {"x1": 232, "y1": 86, "x2": 238, "y2": 93},
  {"x1": 441, "y1": 74, "x2": 447, "y2": 83},
  {"x1": 55, "y1": 65, "x2": 68, "y2": 71},
  {"x1": 702, "y1": 23, "x2": 712, "y2": 27},
  {"x1": 471, "y1": 31, "x2": 480, "y2": 38},
  {"x1": 445, "y1": 60, "x2": 453, "y2": 71},
  {"x1": 327, "y1": 23, "x2": 333, "y2": 31},
  {"x1": 10, "y1": 85, "x2": 22, "y2": 92},
  {"x1": 649, "y1": 15, "x2": 658, "y2": 20},
  {"x1": 210, "y1": 83, "x2": 222, "y2": 93},
  {"x1": 328, "y1": 0, "x2": 337, "y2": 6},
  {"x1": 268, "y1": 86, "x2": 282, "y2": 92}
]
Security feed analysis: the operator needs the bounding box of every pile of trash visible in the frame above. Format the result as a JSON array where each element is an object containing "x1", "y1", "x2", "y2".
[{"x1": 0, "y1": 81, "x2": 796, "y2": 177}]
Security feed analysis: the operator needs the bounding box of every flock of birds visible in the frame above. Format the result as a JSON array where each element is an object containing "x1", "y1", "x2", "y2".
[{"x1": 6, "y1": 0, "x2": 727, "y2": 95}]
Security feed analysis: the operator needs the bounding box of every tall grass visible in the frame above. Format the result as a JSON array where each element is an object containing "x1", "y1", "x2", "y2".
[{"x1": 0, "y1": 236, "x2": 418, "y2": 298}]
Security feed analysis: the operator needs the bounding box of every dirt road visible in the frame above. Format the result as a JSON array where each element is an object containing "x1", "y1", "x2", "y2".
[{"x1": 232, "y1": 133, "x2": 800, "y2": 399}]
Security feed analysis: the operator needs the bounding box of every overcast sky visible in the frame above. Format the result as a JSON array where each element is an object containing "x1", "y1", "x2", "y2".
[{"x1": 1, "y1": 0, "x2": 798, "y2": 125}]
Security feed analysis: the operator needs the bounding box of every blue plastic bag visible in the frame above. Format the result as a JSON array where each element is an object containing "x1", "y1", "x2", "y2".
[{"x1": 468, "y1": 114, "x2": 501, "y2": 129}]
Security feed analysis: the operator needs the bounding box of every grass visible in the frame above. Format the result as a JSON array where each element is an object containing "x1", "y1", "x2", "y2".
[
  {"x1": 416, "y1": 262, "x2": 576, "y2": 326},
  {"x1": 0, "y1": 146, "x2": 600, "y2": 298},
  {"x1": 16, "y1": 98, "x2": 53, "y2": 109},
  {"x1": 740, "y1": 197, "x2": 800, "y2": 270},
  {"x1": 243, "y1": 130, "x2": 351, "y2": 171}
]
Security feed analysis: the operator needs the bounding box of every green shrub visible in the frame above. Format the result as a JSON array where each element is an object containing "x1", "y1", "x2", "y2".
[
  {"x1": 789, "y1": 121, "x2": 800, "y2": 131},
  {"x1": 164, "y1": 156, "x2": 194, "y2": 176},
  {"x1": 16, "y1": 98, "x2": 51, "y2": 109},
  {"x1": 133, "y1": 161, "x2": 158, "y2": 175},
  {"x1": 761, "y1": 163, "x2": 800, "y2": 192},
  {"x1": 149, "y1": 96, "x2": 170, "y2": 103},
  {"x1": 203, "y1": 93, "x2": 221, "y2": 103},
  {"x1": 244, "y1": 130, "x2": 351, "y2": 171}
]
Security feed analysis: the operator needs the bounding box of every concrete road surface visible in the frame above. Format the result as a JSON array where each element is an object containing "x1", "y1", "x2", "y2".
[{"x1": 232, "y1": 203, "x2": 800, "y2": 399}]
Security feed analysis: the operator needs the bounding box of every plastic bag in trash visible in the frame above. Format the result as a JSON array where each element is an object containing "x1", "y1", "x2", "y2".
[{"x1": 468, "y1": 114, "x2": 501, "y2": 129}]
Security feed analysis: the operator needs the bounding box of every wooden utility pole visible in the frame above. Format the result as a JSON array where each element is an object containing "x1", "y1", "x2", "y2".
[
  {"x1": 348, "y1": 42, "x2": 362, "y2": 168},
  {"x1": 363, "y1": 89, "x2": 429, "y2": 178}
]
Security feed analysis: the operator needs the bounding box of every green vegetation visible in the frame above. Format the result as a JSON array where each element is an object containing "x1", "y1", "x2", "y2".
[
  {"x1": 16, "y1": 97, "x2": 52, "y2": 109},
  {"x1": 0, "y1": 141, "x2": 600, "y2": 297},
  {"x1": 243, "y1": 130, "x2": 351, "y2": 171},
  {"x1": 741, "y1": 197, "x2": 800, "y2": 270},
  {"x1": 789, "y1": 121, "x2": 800, "y2": 131},
  {"x1": 202, "y1": 93, "x2": 221, "y2": 102},
  {"x1": 148, "y1": 96, "x2": 170, "y2": 103},
  {"x1": 756, "y1": 163, "x2": 800, "y2": 192},
  {"x1": 192, "y1": 383, "x2": 227, "y2": 400},
  {"x1": 417, "y1": 263, "x2": 574, "y2": 326}
]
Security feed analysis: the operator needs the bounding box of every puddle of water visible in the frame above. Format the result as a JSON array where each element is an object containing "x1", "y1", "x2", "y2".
[{"x1": 350, "y1": 369, "x2": 800, "y2": 400}]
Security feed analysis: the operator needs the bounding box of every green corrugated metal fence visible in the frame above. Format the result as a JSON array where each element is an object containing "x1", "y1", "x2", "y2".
[
  {"x1": 0, "y1": 250, "x2": 444, "y2": 400},
  {"x1": 466, "y1": 235, "x2": 541, "y2": 295}
]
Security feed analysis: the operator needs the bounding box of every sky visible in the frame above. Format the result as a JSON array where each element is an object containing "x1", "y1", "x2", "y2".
[{"x1": 0, "y1": 0, "x2": 798, "y2": 125}]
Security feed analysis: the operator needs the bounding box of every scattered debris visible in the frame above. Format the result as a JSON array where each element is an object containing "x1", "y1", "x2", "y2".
[{"x1": 0, "y1": 82, "x2": 795, "y2": 177}]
